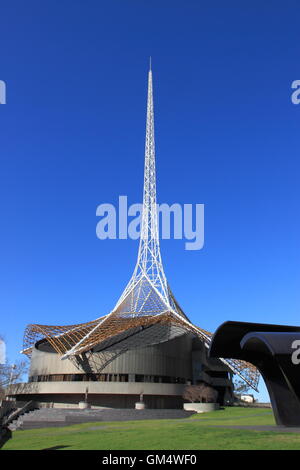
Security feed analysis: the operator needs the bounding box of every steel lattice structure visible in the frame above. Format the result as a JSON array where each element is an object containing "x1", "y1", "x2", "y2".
[{"x1": 22, "y1": 63, "x2": 260, "y2": 391}]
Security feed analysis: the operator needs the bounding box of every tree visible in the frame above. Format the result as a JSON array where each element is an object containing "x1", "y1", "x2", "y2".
[
  {"x1": 0, "y1": 335, "x2": 28, "y2": 401},
  {"x1": 183, "y1": 383, "x2": 218, "y2": 404}
]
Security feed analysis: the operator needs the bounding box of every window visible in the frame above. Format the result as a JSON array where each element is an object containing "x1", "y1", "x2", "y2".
[
  {"x1": 27, "y1": 373, "x2": 186, "y2": 384},
  {"x1": 119, "y1": 374, "x2": 128, "y2": 382},
  {"x1": 135, "y1": 375, "x2": 144, "y2": 382}
]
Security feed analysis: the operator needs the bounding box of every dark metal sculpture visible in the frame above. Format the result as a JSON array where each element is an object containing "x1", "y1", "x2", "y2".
[
  {"x1": 208, "y1": 321, "x2": 300, "y2": 427},
  {"x1": 0, "y1": 425, "x2": 11, "y2": 449}
]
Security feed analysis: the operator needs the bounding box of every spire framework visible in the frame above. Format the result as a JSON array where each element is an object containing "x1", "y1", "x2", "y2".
[
  {"x1": 22, "y1": 65, "x2": 260, "y2": 392},
  {"x1": 113, "y1": 66, "x2": 186, "y2": 319}
]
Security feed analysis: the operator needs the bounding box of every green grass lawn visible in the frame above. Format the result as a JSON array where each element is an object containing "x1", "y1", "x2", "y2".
[{"x1": 3, "y1": 407, "x2": 300, "y2": 450}]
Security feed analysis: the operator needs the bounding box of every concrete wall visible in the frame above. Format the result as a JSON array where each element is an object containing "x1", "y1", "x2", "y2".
[
  {"x1": 192, "y1": 340, "x2": 232, "y2": 373},
  {"x1": 29, "y1": 333, "x2": 193, "y2": 380},
  {"x1": 6, "y1": 382, "x2": 186, "y2": 409},
  {"x1": 7, "y1": 381, "x2": 186, "y2": 397},
  {"x1": 6, "y1": 334, "x2": 194, "y2": 408}
]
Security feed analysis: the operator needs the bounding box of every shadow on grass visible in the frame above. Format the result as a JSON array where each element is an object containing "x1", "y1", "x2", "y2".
[
  {"x1": 42, "y1": 445, "x2": 71, "y2": 450},
  {"x1": 0, "y1": 427, "x2": 12, "y2": 449}
]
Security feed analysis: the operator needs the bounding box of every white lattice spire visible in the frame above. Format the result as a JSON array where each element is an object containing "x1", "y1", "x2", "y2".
[
  {"x1": 113, "y1": 62, "x2": 188, "y2": 320},
  {"x1": 115, "y1": 64, "x2": 164, "y2": 299}
]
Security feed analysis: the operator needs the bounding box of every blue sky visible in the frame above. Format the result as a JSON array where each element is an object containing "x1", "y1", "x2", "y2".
[{"x1": 1, "y1": 1, "x2": 300, "y2": 401}]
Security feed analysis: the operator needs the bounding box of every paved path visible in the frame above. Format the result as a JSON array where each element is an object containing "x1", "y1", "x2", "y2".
[{"x1": 206, "y1": 425, "x2": 300, "y2": 433}]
